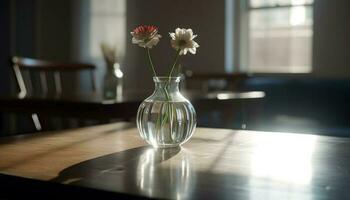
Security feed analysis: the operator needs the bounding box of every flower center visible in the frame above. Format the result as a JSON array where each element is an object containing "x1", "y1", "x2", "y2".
[{"x1": 178, "y1": 40, "x2": 187, "y2": 47}]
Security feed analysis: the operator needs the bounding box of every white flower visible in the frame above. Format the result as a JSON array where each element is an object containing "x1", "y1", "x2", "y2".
[
  {"x1": 169, "y1": 28, "x2": 199, "y2": 55},
  {"x1": 130, "y1": 25, "x2": 162, "y2": 49}
]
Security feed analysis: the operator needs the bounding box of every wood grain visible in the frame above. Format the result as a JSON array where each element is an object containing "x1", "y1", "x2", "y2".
[{"x1": 0, "y1": 123, "x2": 140, "y2": 179}]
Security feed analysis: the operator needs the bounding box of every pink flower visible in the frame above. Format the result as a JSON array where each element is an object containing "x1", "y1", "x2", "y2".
[{"x1": 131, "y1": 25, "x2": 162, "y2": 49}]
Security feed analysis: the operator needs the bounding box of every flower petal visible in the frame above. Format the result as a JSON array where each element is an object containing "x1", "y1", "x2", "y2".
[
  {"x1": 183, "y1": 49, "x2": 188, "y2": 55},
  {"x1": 169, "y1": 32, "x2": 176, "y2": 40},
  {"x1": 146, "y1": 37, "x2": 160, "y2": 48},
  {"x1": 189, "y1": 47, "x2": 196, "y2": 54},
  {"x1": 193, "y1": 41, "x2": 199, "y2": 48},
  {"x1": 170, "y1": 27, "x2": 199, "y2": 55},
  {"x1": 130, "y1": 25, "x2": 161, "y2": 48},
  {"x1": 132, "y1": 37, "x2": 141, "y2": 44},
  {"x1": 184, "y1": 29, "x2": 193, "y2": 41}
]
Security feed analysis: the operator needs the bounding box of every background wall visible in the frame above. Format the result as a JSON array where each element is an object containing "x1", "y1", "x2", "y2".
[
  {"x1": 124, "y1": 0, "x2": 226, "y2": 92},
  {"x1": 70, "y1": 0, "x2": 226, "y2": 93},
  {"x1": 313, "y1": 0, "x2": 350, "y2": 77},
  {"x1": 0, "y1": 0, "x2": 11, "y2": 95},
  {"x1": 2, "y1": 0, "x2": 350, "y2": 96},
  {"x1": 35, "y1": 0, "x2": 72, "y2": 61}
]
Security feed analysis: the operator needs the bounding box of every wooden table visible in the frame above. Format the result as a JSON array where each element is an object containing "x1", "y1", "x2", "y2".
[{"x1": 1, "y1": 122, "x2": 349, "y2": 199}]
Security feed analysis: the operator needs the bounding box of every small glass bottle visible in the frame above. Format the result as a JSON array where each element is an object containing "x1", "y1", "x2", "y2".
[{"x1": 103, "y1": 63, "x2": 123, "y2": 100}]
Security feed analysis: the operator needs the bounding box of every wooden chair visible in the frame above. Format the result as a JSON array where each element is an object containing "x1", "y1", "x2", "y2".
[{"x1": 11, "y1": 56, "x2": 96, "y2": 131}]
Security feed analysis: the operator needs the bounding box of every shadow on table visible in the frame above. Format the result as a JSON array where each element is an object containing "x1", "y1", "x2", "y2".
[{"x1": 51, "y1": 146, "x2": 184, "y2": 197}]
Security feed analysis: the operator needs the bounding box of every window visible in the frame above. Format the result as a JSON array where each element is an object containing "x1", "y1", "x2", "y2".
[
  {"x1": 246, "y1": 0, "x2": 313, "y2": 73},
  {"x1": 72, "y1": 0, "x2": 126, "y2": 90},
  {"x1": 89, "y1": 0, "x2": 126, "y2": 60}
]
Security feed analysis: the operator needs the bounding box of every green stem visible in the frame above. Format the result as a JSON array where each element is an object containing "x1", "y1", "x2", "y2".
[
  {"x1": 164, "y1": 50, "x2": 181, "y2": 101},
  {"x1": 161, "y1": 50, "x2": 181, "y2": 142},
  {"x1": 168, "y1": 50, "x2": 181, "y2": 80},
  {"x1": 156, "y1": 50, "x2": 181, "y2": 144},
  {"x1": 147, "y1": 48, "x2": 157, "y2": 77}
]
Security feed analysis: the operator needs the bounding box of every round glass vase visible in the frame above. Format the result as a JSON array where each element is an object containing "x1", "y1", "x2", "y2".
[{"x1": 136, "y1": 76, "x2": 197, "y2": 148}]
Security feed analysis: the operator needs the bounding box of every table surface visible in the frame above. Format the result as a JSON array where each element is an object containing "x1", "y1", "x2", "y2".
[{"x1": 1, "y1": 122, "x2": 349, "y2": 199}]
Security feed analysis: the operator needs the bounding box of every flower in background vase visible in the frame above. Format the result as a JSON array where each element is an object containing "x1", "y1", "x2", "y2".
[
  {"x1": 169, "y1": 28, "x2": 199, "y2": 55},
  {"x1": 131, "y1": 25, "x2": 162, "y2": 49},
  {"x1": 100, "y1": 43, "x2": 118, "y2": 67}
]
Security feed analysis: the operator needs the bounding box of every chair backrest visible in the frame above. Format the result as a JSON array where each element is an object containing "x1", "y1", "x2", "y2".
[{"x1": 11, "y1": 57, "x2": 96, "y2": 98}]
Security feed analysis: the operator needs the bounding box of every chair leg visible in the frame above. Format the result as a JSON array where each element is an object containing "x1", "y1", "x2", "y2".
[{"x1": 31, "y1": 113, "x2": 42, "y2": 131}]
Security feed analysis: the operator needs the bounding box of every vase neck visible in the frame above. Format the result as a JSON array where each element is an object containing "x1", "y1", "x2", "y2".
[
  {"x1": 152, "y1": 77, "x2": 182, "y2": 101},
  {"x1": 154, "y1": 76, "x2": 180, "y2": 90}
]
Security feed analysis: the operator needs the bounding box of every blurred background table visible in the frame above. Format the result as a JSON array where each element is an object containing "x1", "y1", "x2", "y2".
[
  {"x1": 0, "y1": 90, "x2": 264, "y2": 134},
  {"x1": 0, "y1": 90, "x2": 264, "y2": 119}
]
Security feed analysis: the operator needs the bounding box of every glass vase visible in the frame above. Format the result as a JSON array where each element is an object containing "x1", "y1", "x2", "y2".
[{"x1": 136, "y1": 76, "x2": 197, "y2": 148}]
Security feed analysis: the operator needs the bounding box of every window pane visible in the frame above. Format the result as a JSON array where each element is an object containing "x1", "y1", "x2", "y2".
[
  {"x1": 250, "y1": 0, "x2": 313, "y2": 8},
  {"x1": 248, "y1": 6, "x2": 313, "y2": 73},
  {"x1": 89, "y1": 0, "x2": 126, "y2": 60}
]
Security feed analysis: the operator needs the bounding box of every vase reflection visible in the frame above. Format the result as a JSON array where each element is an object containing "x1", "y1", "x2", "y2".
[{"x1": 137, "y1": 147, "x2": 194, "y2": 199}]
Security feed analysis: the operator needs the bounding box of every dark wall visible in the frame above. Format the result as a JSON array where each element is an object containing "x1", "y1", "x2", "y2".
[
  {"x1": 36, "y1": 0, "x2": 72, "y2": 60},
  {"x1": 313, "y1": 0, "x2": 350, "y2": 77},
  {"x1": 0, "y1": 0, "x2": 11, "y2": 95},
  {"x1": 12, "y1": 0, "x2": 73, "y2": 61},
  {"x1": 14, "y1": 0, "x2": 37, "y2": 58},
  {"x1": 124, "y1": 0, "x2": 226, "y2": 92}
]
